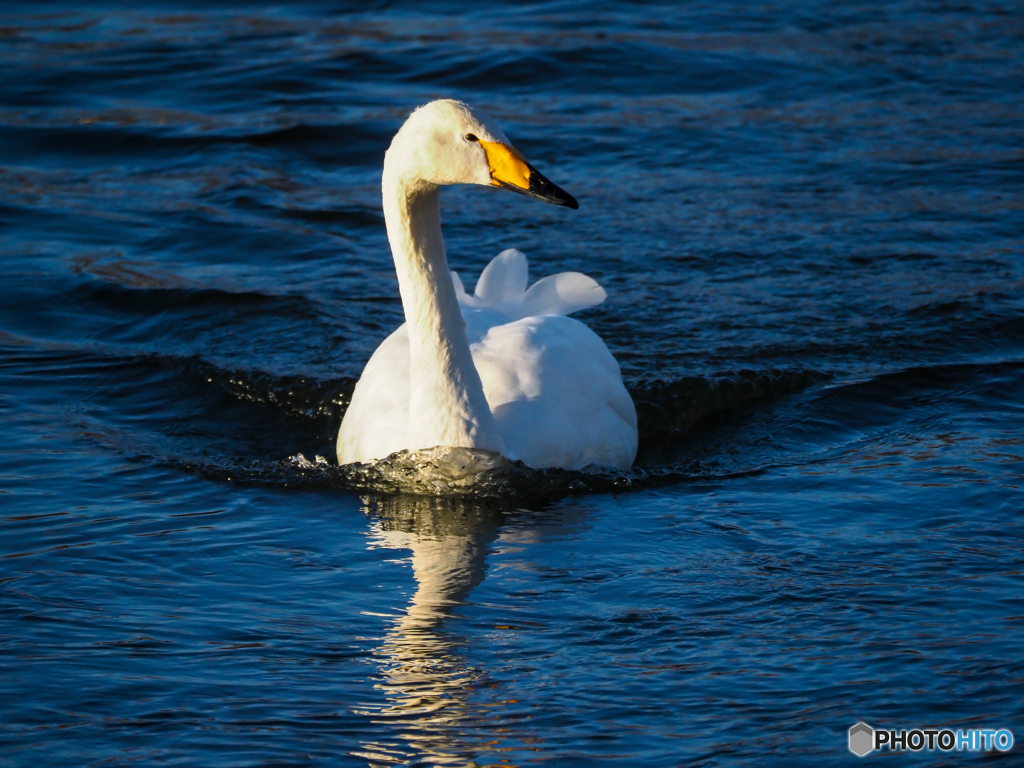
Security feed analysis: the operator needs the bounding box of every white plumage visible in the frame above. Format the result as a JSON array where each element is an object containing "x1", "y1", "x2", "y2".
[{"x1": 336, "y1": 100, "x2": 637, "y2": 471}]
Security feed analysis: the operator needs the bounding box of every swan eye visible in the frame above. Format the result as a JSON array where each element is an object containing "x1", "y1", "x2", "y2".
[{"x1": 464, "y1": 133, "x2": 479, "y2": 142}]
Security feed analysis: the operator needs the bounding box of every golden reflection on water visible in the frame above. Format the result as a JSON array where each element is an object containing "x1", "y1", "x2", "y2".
[{"x1": 355, "y1": 495, "x2": 522, "y2": 768}]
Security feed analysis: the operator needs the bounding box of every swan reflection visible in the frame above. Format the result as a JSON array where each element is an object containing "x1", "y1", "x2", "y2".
[{"x1": 356, "y1": 495, "x2": 507, "y2": 767}]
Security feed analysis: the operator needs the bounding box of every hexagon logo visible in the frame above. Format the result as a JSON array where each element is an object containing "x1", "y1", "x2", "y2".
[{"x1": 849, "y1": 722, "x2": 874, "y2": 757}]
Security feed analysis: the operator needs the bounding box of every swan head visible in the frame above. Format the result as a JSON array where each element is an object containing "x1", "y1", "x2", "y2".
[{"x1": 385, "y1": 99, "x2": 578, "y2": 210}]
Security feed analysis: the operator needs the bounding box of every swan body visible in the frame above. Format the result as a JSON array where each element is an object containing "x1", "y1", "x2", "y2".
[{"x1": 337, "y1": 100, "x2": 637, "y2": 471}]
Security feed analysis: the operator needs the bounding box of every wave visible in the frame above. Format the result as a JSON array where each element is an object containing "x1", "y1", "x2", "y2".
[
  {"x1": 5, "y1": 327, "x2": 1021, "y2": 500},
  {"x1": 632, "y1": 369, "x2": 828, "y2": 455},
  {"x1": 0, "y1": 120, "x2": 386, "y2": 168},
  {"x1": 166, "y1": 364, "x2": 832, "y2": 499},
  {"x1": 158, "y1": 357, "x2": 1024, "y2": 500}
]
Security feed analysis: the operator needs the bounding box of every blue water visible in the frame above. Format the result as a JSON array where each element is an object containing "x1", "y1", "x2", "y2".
[{"x1": 2, "y1": 1, "x2": 1023, "y2": 765}]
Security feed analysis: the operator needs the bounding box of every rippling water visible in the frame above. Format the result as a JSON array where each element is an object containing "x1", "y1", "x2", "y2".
[{"x1": 2, "y1": 2, "x2": 1023, "y2": 765}]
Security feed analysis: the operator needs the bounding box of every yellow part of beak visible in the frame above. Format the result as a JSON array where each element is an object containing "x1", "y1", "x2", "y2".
[{"x1": 480, "y1": 140, "x2": 531, "y2": 190}]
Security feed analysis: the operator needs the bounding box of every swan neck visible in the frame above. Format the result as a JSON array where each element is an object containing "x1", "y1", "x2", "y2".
[{"x1": 382, "y1": 171, "x2": 505, "y2": 455}]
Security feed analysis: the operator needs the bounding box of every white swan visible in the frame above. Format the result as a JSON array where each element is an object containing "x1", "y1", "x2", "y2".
[{"x1": 336, "y1": 100, "x2": 637, "y2": 471}]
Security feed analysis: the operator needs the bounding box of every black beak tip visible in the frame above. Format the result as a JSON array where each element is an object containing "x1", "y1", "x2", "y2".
[
  {"x1": 527, "y1": 166, "x2": 579, "y2": 211},
  {"x1": 495, "y1": 167, "x2": 580, "y2": 210}
]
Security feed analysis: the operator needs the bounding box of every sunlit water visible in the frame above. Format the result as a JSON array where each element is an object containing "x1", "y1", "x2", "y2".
[{"x1": 2, "y1": 2, "x2": 1023, "y2": 765}]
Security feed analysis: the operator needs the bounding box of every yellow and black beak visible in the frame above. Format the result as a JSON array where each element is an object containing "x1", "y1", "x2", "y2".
[{"x1": 480, "y1": 139, "x2": 579, "y2": 210}]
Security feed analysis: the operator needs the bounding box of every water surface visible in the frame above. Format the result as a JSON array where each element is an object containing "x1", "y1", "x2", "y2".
[{"x1": 2, "y1": 1, "x2": 1023, "y2": 765}]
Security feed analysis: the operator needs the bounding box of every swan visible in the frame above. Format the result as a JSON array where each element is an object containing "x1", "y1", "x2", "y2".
[{"x1": 336, "y1": 99, "x2": 637, "y2": 471}]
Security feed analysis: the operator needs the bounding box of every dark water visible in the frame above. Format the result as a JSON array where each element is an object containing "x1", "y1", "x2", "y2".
[{"x1": 2, "y1": 1, "x2": 1023, "y2": 765}]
